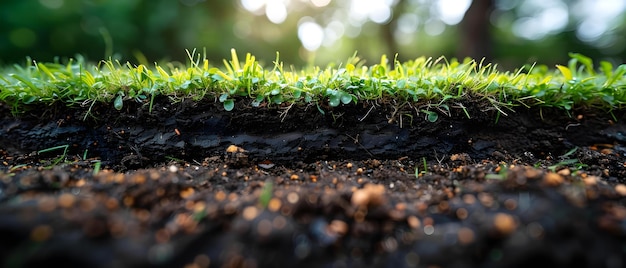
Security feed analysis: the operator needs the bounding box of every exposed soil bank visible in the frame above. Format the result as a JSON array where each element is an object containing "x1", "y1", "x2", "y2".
[
  {"x1": 1, "y1": 98, "x2": 625, "y2": 172},
  {"x1": 1, "y1": 98, "x2": 626, "y2": 268}
]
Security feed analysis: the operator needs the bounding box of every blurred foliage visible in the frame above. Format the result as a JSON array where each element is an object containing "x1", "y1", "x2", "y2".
[{"x1": 1, "y1": 0, "x2": 625, "y2": 69}]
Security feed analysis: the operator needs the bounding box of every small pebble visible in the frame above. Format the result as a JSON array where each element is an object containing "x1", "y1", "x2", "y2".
[
  {"x1": 524, "y1": 167, "x2": 542, "y2": 180},
  {"x1": 58, "y1": 193, "x2": 76, "y2": 208},
  {"x1": 258, "y1": 163, "x2": 275, "y2": 169},
  {"x1": 457, "y1": 227, "x2": 475, "y2": 245},
  {"x1": 407, "y1": 216, "x2": 421, "y2": 229},
  {"x1": 583, "y1": 176, "x2": 599, "y2": 186},
  {"x1": 169, "y1": 165, "x2": 178, "y2": 173},
  {"x1": 242, "y1": 206, "x2": 259, "y2": 221},
  {"x1": 543, "y1": 173, "x2": 564, "y2": 187},
  {"x1": 351, "y1": 184, "x2": 386, "y2": 207},
  {"x1": 493, "y1": 213, "x2": 517, "y2": 236},
  {"x1": 226, "y1": 145, "x2": 245, "y2": 153},
  {"x1": 328, "y1": 220, "x2": 348, "y2": 236},
  {"x1": 615, "y1": 184, "x2": 626, "y2": 196},
  {"x1": 557, "y1": 168, "x2": 570, "y2": 176}
]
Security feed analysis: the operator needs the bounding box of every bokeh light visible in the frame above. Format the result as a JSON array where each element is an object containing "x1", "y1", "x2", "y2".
[
  {"x1": 510, "y1": 0, "x2": 569, "y2": 40},
  {"x1": 265, "y1": 1, "x2": 288, "y2": 24},
  {"x1": 0, "y1": 0, "x2": 624, "y2": 66},
  {"x1": 436, "y1": 0, "x2": 471, "y2": 25},
  {"x1": 298, "y1": 17, "x2": 324, "y2": 51}
]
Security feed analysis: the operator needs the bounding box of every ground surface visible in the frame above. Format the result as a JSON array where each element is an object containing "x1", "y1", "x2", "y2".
[{"x1": 1, "y1": 98, "x2": 626, "y2": 268}]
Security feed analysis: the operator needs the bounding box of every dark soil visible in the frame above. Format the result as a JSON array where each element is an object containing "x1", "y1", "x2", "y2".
[{"x1": 1, "y1": 97, "x2": 626, "y2": 268}]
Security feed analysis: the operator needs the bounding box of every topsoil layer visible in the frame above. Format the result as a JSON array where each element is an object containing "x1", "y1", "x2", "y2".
[{"x1": 1, "y1": 97, "x2": 625, "y2": 268}]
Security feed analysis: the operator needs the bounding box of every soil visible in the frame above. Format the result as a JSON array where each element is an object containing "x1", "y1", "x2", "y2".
[{"x1": 1, "y1": 97, "x2": 626, "y2": 268}]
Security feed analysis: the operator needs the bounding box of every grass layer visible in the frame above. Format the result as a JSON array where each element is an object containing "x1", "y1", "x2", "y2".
[{"x1": 1, "y1": 49, "x2": 625, "y2": 120}]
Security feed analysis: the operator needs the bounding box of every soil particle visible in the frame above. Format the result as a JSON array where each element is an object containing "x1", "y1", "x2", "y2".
[{"x1": 1, "y1": 99, "x2": 626, "y2": 267}]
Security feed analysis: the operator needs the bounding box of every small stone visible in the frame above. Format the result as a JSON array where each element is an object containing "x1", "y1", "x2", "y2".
[
  {"x1": 365, "y1": 184, "x2": 386, "y2": 206},
  {"x1": 493, "y1": 213, "x2": 517, "y2": 236},
  {"x1": 168, "y1": 165, "x2": 178, "y2": 173},
  {"x1": 456, "y1": 208, "x2": 468, "y2": 220},
  {"x1": 179, "y1": 187, "x2": 195, "y2": 199},
  {"x1": 58, "y1": 193, "x2": 76, "y2": 208},
  {"x1": 351, "y1": 190, "x2": 369, "y2": 207},
  {"x1": 457, "y1": 227, "x2": 475, "y2": 245},
  {"x1": 462, "y1": 194, "x2": 476, "y2": 205},
  {"x1": 242, "y1": 206, "x2": 259, "y2": 221},
  {"x1": 407, "y1": 216, "x2": 421, "y2": 229},
  {"x1": 615, "y1": 184, "x2": 626, "y2": 196},
  {"x1": 600, "y1": 148, "x2": 614, "y2": 155},
  {"x1": 450, "y1": 153, "x2": 470, "y2": 162},
  {"x1": 543, "y1": 173, "x2": 564, "y2": 187},
  {"x1": 524, "y1": 167, "x2": 542, "y2": 180},
  {"x1": 268, "y1": 198, "x2": 282, "y2": 212},
  {"x1": 504, "y1": 199, "x2": 517, "y2": 210},
  {"x1": 583, "y1": 176, "x2": 599, "y2": 186},
  {"x1": 557, "y1": 168, "x2": 571, "y2": 176},
  {"x1": 226, "y1": 145, "x2": 245, "y2": 153},
  {"x1": 287, "y1": 192, "x2": 300, "y2": 204},
  {"x1": 258, "y1": 161, "x2": 275, "y2": 169},
  {"x1": 328, "y1": 220, "x2": 348, "y2": 236},
  {"x1": 351, "y1": 183, "x2": 386, "y2": 207}
]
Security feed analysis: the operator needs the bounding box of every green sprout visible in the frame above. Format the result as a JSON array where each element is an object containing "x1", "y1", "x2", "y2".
[
  {"x1": 93, "y1": 161, "x2": 101, "y2": 176},
  {"x1": 547, "y1": 147, "x2": 588, "y2": 172},
  {"x1": 38, "y1": 144, "x2": 69, "y2": 166},
  {"x1": 414, "y1": 157, "x2": 428, "y2": 178},
  {"x1": 485, "y1": 163, "x2": 508, "y2": 180},
  {"x1": 259, "y1": 180, "x2": 273, "y2": 209}
]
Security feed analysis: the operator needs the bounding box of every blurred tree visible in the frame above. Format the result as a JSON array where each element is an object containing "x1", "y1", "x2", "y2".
[
  {"x1": 458, "y1": 0, "x2": 494, "y2": 61},
  {"x1": 0, "y1": 0, "x2": 624, "y2": 68}
]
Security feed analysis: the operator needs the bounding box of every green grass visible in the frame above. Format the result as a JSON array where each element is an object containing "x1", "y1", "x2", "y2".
[{"x1": 0, "y1": 49, "x2": 625, "y2": 119}]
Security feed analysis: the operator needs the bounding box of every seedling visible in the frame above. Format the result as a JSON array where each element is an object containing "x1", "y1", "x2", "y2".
[
  {"x1": 165, "y1": 156, "x2": 184, "y2": 163},
  {"x1": 9, "y1": 164, "x2": 27, "y2": 173},
  {"x1": 259, "y1": 180, "x2": 273, "y2": 209},
  {"x1": 421, "y1": 110, "x2": 439, "y2": 122},
  {"x1": 92, "y1": 161, "x2": 101, "y2": 176},
  {"x1": 485, "y1": 163, "x2": 508, "y2": 180},
  {"x1": 547, "y1": 147, "x2": 587, "y2": 172},
  {"x1": 38, "y1": 144, "x2": 69, "y2": 166},
  {"x1": 560, "y1": 147, "x2": 578, "y2": 159},
  {"x1": 414, "y1": 157, "x2": 428, "y2": 178}
]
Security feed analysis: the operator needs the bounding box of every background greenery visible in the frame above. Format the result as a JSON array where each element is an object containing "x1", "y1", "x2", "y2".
[{"x1": 1, "y1": 0, "x2": 625, "y2": 69}]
